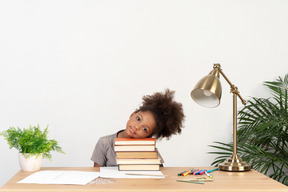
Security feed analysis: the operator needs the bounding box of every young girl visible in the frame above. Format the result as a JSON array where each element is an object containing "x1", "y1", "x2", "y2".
[{"x1": 91, "y1": 89, "x2": 185, "y2": 167}]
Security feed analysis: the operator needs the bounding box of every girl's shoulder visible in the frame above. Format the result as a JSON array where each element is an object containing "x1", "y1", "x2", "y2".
[{"x1": 98, "y1": 131, "x2": 121, "y2": 145}]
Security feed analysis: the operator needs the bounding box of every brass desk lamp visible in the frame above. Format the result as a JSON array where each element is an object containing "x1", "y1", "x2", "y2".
[{"x1": 190, "y1": 63, "x2": 251, "y2": 171}]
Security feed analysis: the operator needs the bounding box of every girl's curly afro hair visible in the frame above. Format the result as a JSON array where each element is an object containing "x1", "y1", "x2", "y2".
[{"x1": 137, "y1": 89, "x2": 185, "y2": 140}]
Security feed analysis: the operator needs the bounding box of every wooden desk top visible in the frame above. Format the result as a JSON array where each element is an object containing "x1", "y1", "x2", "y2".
[{"x1": 1, "y1": 167, "x2": 287, "y2": 192}]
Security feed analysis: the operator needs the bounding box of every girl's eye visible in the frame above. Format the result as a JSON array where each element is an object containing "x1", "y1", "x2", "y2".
[
  {"x1": 136, "y1": 116, "x2": 141, "y2": 121},
  {"x1": 143, "y1": 127, "x2": 148, "y2": 132}
]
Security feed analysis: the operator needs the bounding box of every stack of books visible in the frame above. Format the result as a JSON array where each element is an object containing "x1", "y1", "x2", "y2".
[{"x1": 114, "y1": 138, "x2": 162, "y2": 171}]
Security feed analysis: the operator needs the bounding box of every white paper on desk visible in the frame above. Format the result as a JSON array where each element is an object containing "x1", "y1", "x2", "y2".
[
  {"x1": 100, "y1": 167, "x2": 165, "y2": 178},
  {"x1": 18, "y1": 171, "x2": 100, "y2": 185}
]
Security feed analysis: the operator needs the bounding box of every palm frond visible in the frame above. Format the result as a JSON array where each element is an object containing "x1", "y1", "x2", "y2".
[{"x1": 264, "y1": 74, "x2": 288, "y2": 111}]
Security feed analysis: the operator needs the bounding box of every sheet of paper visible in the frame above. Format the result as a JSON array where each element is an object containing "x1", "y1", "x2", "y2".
[
  {"x1": 100, "y1": 167, "x2": 165, "y2": 178},
  {"x1": 18, "y1": 171, "x2": 100, "y2": 185}
]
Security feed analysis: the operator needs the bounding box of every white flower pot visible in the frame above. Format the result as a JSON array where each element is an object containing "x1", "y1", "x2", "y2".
[{"x1": 19, "y1": 153, "x2": 43, "y2": 171}]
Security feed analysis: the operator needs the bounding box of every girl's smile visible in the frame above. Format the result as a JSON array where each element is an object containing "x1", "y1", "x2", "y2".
[{"x1": 129, "y1": 127, "x2": 136, "y2": 135}]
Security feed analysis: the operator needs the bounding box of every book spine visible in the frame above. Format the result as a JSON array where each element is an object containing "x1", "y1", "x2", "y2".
[
  {"x1": 114, "y1": 145, "x2": 156, "y2": 152},
  {"x1": 118, "y1": 164, "x2": 160, "y2": 171}
]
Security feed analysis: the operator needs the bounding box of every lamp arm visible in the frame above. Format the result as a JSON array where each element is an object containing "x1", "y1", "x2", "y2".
[{"x1": 214, "y1": 64, "x2": 246, "y2": 105}]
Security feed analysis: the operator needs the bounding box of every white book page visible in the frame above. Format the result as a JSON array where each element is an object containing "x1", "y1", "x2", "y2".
[
  {"x1": 18, "y1": 171, "x2": 100, "y2": 185},
  {"x1": 100, "y1": 167, "x2": 165, "y2": 178}
]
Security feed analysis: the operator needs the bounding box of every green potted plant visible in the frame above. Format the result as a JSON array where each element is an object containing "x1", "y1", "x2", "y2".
[
  {"x1": 209, "y1": 74, "x2": 288, "y2": 185},
  {"x1": 0, "y1": 124, "x2": 65, "y2": 171}
]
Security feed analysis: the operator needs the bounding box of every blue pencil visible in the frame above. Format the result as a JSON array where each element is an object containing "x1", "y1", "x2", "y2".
[
  {"x1": 206, "y1": 168, "x2": 218, "y2": 173},
  {"x1": 196, "y1": 169, "x2": 205, "y2": 175}
]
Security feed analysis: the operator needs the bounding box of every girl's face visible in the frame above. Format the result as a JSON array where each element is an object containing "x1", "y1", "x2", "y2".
[{"x1": 125, "y1": 111, "x2": 156, "y2": 139}]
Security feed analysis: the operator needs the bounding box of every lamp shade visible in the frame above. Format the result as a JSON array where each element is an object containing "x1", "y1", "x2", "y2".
[{"x1": 190, "y1": 69, "x2": 222, "y2": 108}]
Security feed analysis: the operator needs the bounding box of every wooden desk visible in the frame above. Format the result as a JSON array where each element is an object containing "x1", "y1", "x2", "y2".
[{"x1": 1, "y1": 167, "x2": 287, "y2": 192}]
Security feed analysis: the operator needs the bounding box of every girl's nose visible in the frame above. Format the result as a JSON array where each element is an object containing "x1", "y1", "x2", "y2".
[{"x1": 135, "y1": 125, "x2": 140, "y2": 130}]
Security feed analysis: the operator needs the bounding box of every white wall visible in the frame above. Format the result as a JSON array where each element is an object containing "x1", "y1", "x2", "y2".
[{"x1": 1, "y1": 0, "x2": 287, "y2": 187}]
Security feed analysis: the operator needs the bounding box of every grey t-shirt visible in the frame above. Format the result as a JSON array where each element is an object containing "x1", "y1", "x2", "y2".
[
  {"x1": 91, "y1": 130, "x2": 164, "y2": 167},
  {"x1": 91, "y1": 131, "x2": 121, "y2": 166}
]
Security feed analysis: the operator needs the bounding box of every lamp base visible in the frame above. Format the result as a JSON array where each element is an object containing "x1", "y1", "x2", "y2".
[{"x1": 219, "y1": 154, "x2": 251, "y2": 172}]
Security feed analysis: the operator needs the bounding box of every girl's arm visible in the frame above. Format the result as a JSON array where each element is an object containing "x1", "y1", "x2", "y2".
[{"x1": 94, "y1": 162, "x2": 101, "y2": 167}]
